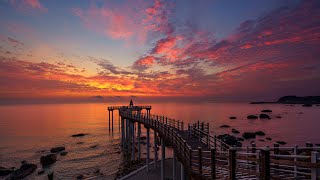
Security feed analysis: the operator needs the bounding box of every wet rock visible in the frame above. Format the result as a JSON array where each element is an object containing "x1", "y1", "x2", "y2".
[
  {"x1": 48, "y1": 172, "x2": 53, "y2": 180},
  {"x1": 0, "y1": 166, "x2": 14, "y2": 176},
  {"x1": 231, "y1": 129, "x2": 240, "y2": 134},
  {"x1": 220, "y1": 125, "x2": 230, "y2": 128},
  {"x1": 316, "y1": 104, "x2": 319, "y2": 106},
  {"x1": 90, "y1": 145, "x2": 98, "y2": 148},
  {"x1": 40, "y1": 154, "x2": 57, "y2": 166},
  {"x1": 242, "y1": 132, "x2": 256, "y2": 139},
  {"x1": 259, "y1": 114, "x2": 270, "y2": 119},
  {"x1": 266, "y1": 137, "x2": 272, "y2": 141},
  {"x1": 217, "y1": 134, "x2": 238, "y2": 146},
  {"x1": 76, "y1": 142, "x2": 84, "y2": 145},
  {"x1": 259, "y1": 139, "x2": 265, "y2": 142},
  {"x1": 21, "y1": 160, "x2": 27, "y2": 165},
  {"x1": 261, "y1": 109, "x2": 272, "y2": 113},
  {"x1": 60, "y1": 152, "x2": 68, "y2": 156},
  {"x1": 255, "y1": 131, "x2": 265, "y2": 136},
  {"x1": 229, "y1": 116, "x2": 237, "y2": 119},
  {"x1": 140, "y1": 136, "x2": 147, "y2": 140},
  {"x1": 276, "y1": 141, "x2": 287, "y2": 145},
  {"x1": 37, "y1": 170, "x2": 45, "y2": 175},
  {"x1": 247, "y1": 115, "x2": 258, "y2": 119},
  {"x1": 237, "y1": 137, "x2": 244, "y2": 141},
  {"x1": 302, "y1": 104, "x2": 312, "y2": 107},
  {"x1": 315, "y1": 144, "x2": 320, "y2": 147},
  {"x1": 276, "y1": 116, "x2": 282, "y2": 118},
  {"x1": 7, "y1": 164, "x2": 37, "y2": 180},
  {"x1": 77, "y1": 175, "x2": 84, "y2": 179},
  {"x1": 50, "y1": 147, "x2": 65, "y2": 153},
  {"x1": 71, "y1": 133, "x2": 88, "y2": 137},
  {"x1": 236, "y1": 142, "x2": 242, "y2": 147}
]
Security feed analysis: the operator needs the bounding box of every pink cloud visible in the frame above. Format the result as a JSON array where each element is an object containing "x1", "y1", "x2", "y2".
[{"x1": 10, "y1": 0, "x2": 47, "y2": 12}]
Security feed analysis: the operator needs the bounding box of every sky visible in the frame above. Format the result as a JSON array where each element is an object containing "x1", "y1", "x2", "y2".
[{"x1": 0, "y1": 0, "x2": 320, "y2": 103}]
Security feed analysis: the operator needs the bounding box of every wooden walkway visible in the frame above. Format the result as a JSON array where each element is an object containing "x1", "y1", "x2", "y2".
[{"x1": 109, "y1": 105, "x2": 320, "y2": 180}]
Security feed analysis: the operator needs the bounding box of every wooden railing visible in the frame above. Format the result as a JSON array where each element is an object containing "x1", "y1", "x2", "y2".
[
  {"x1": 119, "y1": 109, "x2": 320, "y2": 180},
  {"x1": 108, "y1": 106, "x2": 151, "y2": 111}
]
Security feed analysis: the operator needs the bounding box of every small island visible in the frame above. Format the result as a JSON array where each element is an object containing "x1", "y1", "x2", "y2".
[{"x1": 251, "y1": 96, "x2": 320, "y2": 105}]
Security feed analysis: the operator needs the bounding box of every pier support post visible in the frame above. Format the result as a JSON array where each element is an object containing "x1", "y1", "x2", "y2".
[
  {"x1": 121, "y1": 116, "x2": 125, "y2": 147},
  {"x1": 173, "y1": 150, "x2": 176, "y2": 180},
  {"x1": 211, "y1": 148, "x2": 216, "y2": 179},
  {"x1": 131, "y1": 122, "x2": 135, "y2": 161},
  {"x1": 180, "y1": 163, "x2": 185, "y2": 180},
  {"x1": 111, "y1": 110, "x2": 114, "y2": 132},
  {"x1": 260, "y1": 148, "x2": 270, "y2": 180},
  {"x1": 108, "y1": 110, "x2": 111, "y2": 131},
  {"x1": 154, "y1": 130, "x2": 158, "y2": 168},
  {"x1": 161, "y1": 137, "x2": 165, "y2": 180},
  {"x1": 311, "y1": 151, "x2": 319, "y2": 180},
  {"x1": 228, "y1": 147, "x2": 236, "y2": 180},
  {"x1": 138, "y1": 123, "x2": 141, "y2": 160},
  {"x1": 146, "y1": 128, "x2": 150, "y2": 172}
]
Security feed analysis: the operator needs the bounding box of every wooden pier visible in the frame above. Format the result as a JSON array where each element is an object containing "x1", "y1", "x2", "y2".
[{"x1": 108, "y1": 102, "x2": 320, "y2": 180}]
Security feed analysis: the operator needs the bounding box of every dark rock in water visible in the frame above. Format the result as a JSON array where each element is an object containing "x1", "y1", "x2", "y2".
[
  {"x1": 0, "y1": 166, "x2": 14, "y2": 176},
  {"x1": 40, "y1": 154, "x2": 57, "y2": 166},
  {"x1": 37, "y1": 170, "x2": 45, "y2": 175},
  {"x1": 50, "y1": 147, "x2": 65, "y2": 153},
  {"x1": 298, "y1": 112, "x2": 303, "y2": 114},
  {"x1": 229, "y1": 116, "x2": 237, "y2": 119},
  {"x1": 237, "y1": 137, "x2": 244, "y2": 141},
  {"x1": 315, "y1": 144, "x2": 320, "y2": 147},
  {"x1": 140, "y1": 136, "x2": 147, "y2": 140},
  {"x1": 247, "y1": 115, "x2": 258, "y2": 119},
  {"x1": 255, "y1": 131, "x2": 265, "y2": 136},
  {"x1": 7, "y1": 164, "x2": 37, "y2": 180},
  {"x1": 316, "y1": 104, "x2": 319, "y2": 106},
  {"x1": 60, "y1": 152, "x2": 68, "y2": 156},
  {"x1": 276, "y1": 116, "x2": 282, "y2": 118},
  {"x1": 77, "y1": 175, "x2": 84, "y2": 179},
  {"x1": 242, "y1": 132, "x2": 256, "y2": 139},
  {"x1": 276, "y1": 141, "x2": 287, "y2": 145},
  {"x1": 90, "y1": 145, "x2": 98, "y2": 148},
  {"x1": 261, "y1": 109, "x2": 272, "y2": 113},
  {"x1": 259, "y1": 114, "x2": 270, "y2": 119},
  {"x1": 266, "y1": 137, "x2": 272, "y2": 141},
  {"x1": 71, "y1": 133, "x2": 88, "y2": 137},
  {"x1": 76, "y1": 142, "x2": 84, "y2": 145},
  {"x1": 217, "y1": 134, "x2": 238, "y2": 146},
  {"x1": 236, "y1": 142, "x2": 242, "y2": 147},
  {"x1": 21, "y1": 160, "x2": 27, "y2": 165},
  {"x1": 259, "y1": 139, "x2": 265, "y2": 142},
  {"x1": 302, "y1": 104, "x2": 312, "y2": 107},
  {"x1": 231, "y1": 129, "x2": 240, "y2": 134},
  {"x1": 48, "y1": 172, "x2": 53, "y2": 180},
  {"x1": 220, "y1": 125, "x2": 230, "y2": 128}
]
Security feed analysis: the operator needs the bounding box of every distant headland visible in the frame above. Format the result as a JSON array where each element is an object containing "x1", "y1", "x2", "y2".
[{"x1": 250, "y1": 96, "x2": 320, "y2": 105}]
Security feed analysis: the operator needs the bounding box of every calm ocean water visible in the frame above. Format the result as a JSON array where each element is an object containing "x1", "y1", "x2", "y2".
[{"x1": 0, "y1": 102, "x2": 319, "y2": 179}]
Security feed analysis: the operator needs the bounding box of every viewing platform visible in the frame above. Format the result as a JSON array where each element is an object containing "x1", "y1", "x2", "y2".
[{"x1": 108, "y1": 101, "x2": 320, "y2": 180}]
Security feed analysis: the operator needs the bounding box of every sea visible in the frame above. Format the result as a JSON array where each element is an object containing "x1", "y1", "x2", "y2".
[{"x1": 0, "y1": 102, "x2": 319, "y2": 179}]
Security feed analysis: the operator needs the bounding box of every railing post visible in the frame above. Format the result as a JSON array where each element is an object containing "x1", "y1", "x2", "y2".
[
  {"x1": 311, "y1": 151, "x2": 319, "y2": 180},
  {"x1": 260, "y1": 148, "x2": 270, "y2": 180},
  {"x1": 189, "y1": 147, "x2": 192, "y2": 169},
  {"x1": 181, "y1": 121, "x2": 184, "y2": 131},
  {"x1": 256, "y1": 150, "x2": 260, "y2": 175},
  {"x1": 293, "y1": 145, "x2": 298, "y2": 178},
  {"x1": 228, "y1": 147, "x2": 236, "y2": 180},
  {"x1": 198, "y1": 147, "x2": 202, "y2": 176},
  {"x1": 273, "y1": 144, "x2": 279, "y2": 169},
  {"x1": 214, "y1": 135, "x2": 217, "y2": 150},
  {"x1": 211, "y1": 148, "x2": 216, "y2": 179}
]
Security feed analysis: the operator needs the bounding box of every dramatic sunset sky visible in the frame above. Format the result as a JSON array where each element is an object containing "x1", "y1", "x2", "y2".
[{"x1": 0, "y1": 0, "x2": 320, "y2": 103}]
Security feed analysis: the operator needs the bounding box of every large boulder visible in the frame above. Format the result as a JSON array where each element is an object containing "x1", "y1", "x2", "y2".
[
  {"x1": 217, "y1": 134, "x2": 238, "y2": 146},
  {"x1": 40, "y1": 154, "x2": 57, "y2": 166},
  {"x1": 259, "y1": 114, "x2": 270, "y2": 119},
  {"x1": 247, "y1": 115, "x2": 258, "y2": 119},
  {"x1": 229, "y1": 116, "x2": 237, "y2": 119},
  {"x1": 50, "y1": 147, "x2": 65, "y2": 153},
  {"x1": 7, "y1": 164, "x2": 37, "y2": 180},
  {"x1": 255, "y1": 131, "x2": 265, "y2": 136},
  {"x1": 242, "y1": 132, "x2": 256, "y2": 139},
  {"x1": 261, "y1": 109, "x2": 272, "y2": 113},
  {"x1": 0, "y1": 166, "x2": 14, "y2": 176}
]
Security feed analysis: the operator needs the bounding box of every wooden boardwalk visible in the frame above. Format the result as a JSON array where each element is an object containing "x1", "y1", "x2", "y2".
[{"x1": 108, "y1": 104, "x2": 320, "y2": 180}]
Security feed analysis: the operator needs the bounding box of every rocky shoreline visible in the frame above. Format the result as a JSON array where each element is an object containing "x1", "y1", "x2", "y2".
[{"x1": 250, "y1": 95, "x2": 320, "y2": 106}]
